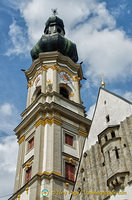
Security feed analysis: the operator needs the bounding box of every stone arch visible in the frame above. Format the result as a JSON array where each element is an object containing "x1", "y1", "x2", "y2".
[{"x1": 59, "y1": 83, "x2": 72, "y2": 99}]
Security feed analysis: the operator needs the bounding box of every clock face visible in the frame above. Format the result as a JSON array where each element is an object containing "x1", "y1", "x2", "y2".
[{"x1": 60, "y1": 72, "x2": 71, "y2": 84}]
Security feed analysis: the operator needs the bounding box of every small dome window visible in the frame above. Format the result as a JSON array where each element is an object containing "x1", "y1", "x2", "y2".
[
  {"x1": 105, "y1": 135, "x2": 108, "y2": 142},
  {"x1": 45, "y1": 29, "x2": 49, "y2": 34},
  {"x1": 57, "y1": 28, "x2": 61, "y2": 33},
  {"x1": 60, "y1": 87, "x2": 69, "y2": 99},
  {"x1": 111, "y1": 131, "x2": 115, "y2": 138}
]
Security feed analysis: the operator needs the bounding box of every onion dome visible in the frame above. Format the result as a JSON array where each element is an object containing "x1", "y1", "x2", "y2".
[{"x1": 30, "y1": 16, "x2": 78, "y2": 63}]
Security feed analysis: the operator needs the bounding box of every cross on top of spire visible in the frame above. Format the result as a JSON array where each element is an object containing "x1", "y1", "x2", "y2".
[{"x1": 51, "y1": 8, "x2": 58, "y2": 16}]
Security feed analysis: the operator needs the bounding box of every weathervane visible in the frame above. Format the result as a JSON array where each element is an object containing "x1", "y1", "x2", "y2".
[
  {"x1": 51, "y1": 8, "x2": 58, "y2": 16},
  {"x1": 101, "y1": 73, "x2": 105, "y2": 88}
]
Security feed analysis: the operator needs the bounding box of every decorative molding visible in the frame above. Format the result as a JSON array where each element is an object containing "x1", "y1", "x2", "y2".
[
  {"x1": 51, "y1": 64, "x2": 60, "y2": 70},
  {"x1": 33, "y1": 71, "x2": 42, "y2": 83},
  {"x1": 78, "y1": 129, "x2": 88, "y2": 137},
  {"x1": 35, "y1": 118, "x2": 62, "y2": 128},
  {"x1": 17, "y1": 136, "x2": 25, "y2": 144},
  {"x1": 69, "y1": 93, "x2": 74, "y2": 97},
  {"x1": 58, "y1": 68, "x2": 73, "y2": 79},
  {"x1": 65, "y1": 182, "x2": 69, "y2": 189},
  {"x1": 43, "y1": 171, "x2": 50, "y2": 176},
  {"x1": 42, "y1": 65, "x2": 49, "y2": 71},
  {"x1": 51, "y1": 118, "x2": 62, "y2": 125},
  {"x1": 64, "y1": 156, "x2": 76, "y2": 164},
  {"x1": 46, "y1": 80, "x2": 52, "y2": 84},
  {"x1": 25, "y1": 161, "x2": 32, "y2": 169},
  {"x1": 27, "y1": 81, "x2": 33, "y2": 88},
  {"x1": 37, "y1": 172, "x2": 42, "y2": 176},
  {"x1": 35, "y1": 119, "x2": 45, "y2": 128},
  {"x1": 25, "y1": 187, "x2": 29, "y2": 195},
  {"x1": 43, "y1": 171, "x2": 62, "y2": 177},
  {"x1": 72, "y1": 75, "x2": 81, "y2": 82},
  {"x1": 51, "y1": 171, "x2": 62, "y2": 177}
]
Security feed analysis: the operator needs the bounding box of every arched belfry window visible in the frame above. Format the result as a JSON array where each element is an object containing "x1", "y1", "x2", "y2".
[
  {"x1": 32, "y1": 86, "x2": 41, "y2": 101},
  {"x1": 60, "y1": 87, "x2": 69, "y2": 99},
  {"x1": 36, "y1": 88, "x2": 41, "y2": 98}
]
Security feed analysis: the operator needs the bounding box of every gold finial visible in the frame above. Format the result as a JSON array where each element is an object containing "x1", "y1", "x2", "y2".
[{"x1": 101, "y1": 73, "x2": 105, "y2": 88}]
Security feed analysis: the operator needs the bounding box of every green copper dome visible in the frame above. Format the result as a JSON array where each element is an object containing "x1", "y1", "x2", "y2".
[{"x1": 30, "y1": 16, "x2": 78, "y2": 63}]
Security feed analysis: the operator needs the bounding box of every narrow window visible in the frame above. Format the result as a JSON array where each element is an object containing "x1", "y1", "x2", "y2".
[
  {"x1": 25, "y1": 167, "x2": 32, "y2": 183},
  {"x1": 108, "y1": 151, "x2": 111, "y2": 162},
  {"x1": 115, "y1": 147, "x2": 119, "y2": 159},
  {"x1": 111, "y1": 131, "x2": 115, "y2": 138},
  {"x1": 106, "y1": 115, "x2": 110, "y2": 123},
  {"x1": 57, "y1": 28, "x2": 61, "y2": 33},
  {"x1": 36, "y1": 88, "x2": 41, "y2": 98},
  {"x1": 113, "y1": 146, "x2": 120, "y2": 159},
  {"x1": 28, "y1": 137, "x2": 34, "y2": 150},
  {"x1": 60, "y1": 87, "x2": 69, "y2": 99},
  {"x1": 105, "y1": 135, "x2": 108, "y2": 142},
  {"x1": 65, "y1": 162, "x2": 75, "y2": 182},
  {"x1": 65, "y1": 134, "x2": 73, "y2": 146}
]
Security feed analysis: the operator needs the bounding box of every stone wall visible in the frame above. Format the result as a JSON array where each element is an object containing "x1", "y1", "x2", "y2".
[{"x1": 72, "y1": 115, "x2": 132, "y2": 200}]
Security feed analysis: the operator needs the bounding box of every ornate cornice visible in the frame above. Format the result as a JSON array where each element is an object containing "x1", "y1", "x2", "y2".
[
  {"x1": 42, "y1": 64, "x2": 49, "y2": 71},
  {"x1": 15, "y1": 101, "x2": 91, "y2": 135},
  {"x1": 51, "y1": 64, "x2": 60, "y2": 70},
  {"x1": 42, "y1": 171, "x2": 62, "y2": 177},
  {"x1": 25, "y1": 51, "x2": 83, "y2": 81},
  {"x1": 35, "y1": 118, "x2": 62, "y2": 128},
  {"x1": 78, "y1": 129, "x2": 88, "y2": 137},
  {"x1": 17, "y1": 136, "x2": 25, "y2": 144},
  {"x1": 72, "y1": 75, "x2": 81, "y2": 82},
  {"x1": 64, "y1": 156, "x2": 77, "y2": 164}
]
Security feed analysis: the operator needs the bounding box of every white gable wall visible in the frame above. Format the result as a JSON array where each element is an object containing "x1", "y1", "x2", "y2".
[{"x1": 85, "y1": 88, "x2": 132, "y2": 150}]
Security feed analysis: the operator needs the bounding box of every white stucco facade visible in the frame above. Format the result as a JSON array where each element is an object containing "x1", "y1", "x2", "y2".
[{"x1": 86, "y1": 88, "x2": 132, "y2": 150}]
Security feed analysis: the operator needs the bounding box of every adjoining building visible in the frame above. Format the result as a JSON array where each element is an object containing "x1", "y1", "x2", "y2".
[{"x1": 72, "y1": 87, "x2": 132, "y2": 200}]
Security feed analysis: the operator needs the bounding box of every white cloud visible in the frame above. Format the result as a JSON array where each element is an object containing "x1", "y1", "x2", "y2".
[
  {"x1": 0, "y1": 103, "x2": 19, "y2": 199},
  {"x1": 0, "y1": 103, "x2": 20, "y2": 135},
  {"x1": 6, "y1": 20, "x2": 31, "y2": 56},
  {"x1": 5, "y1": 0, "x2": 132, "y2": 83},
  {"x1": 112, "y1": 89, "x2": 132, "y2": 102},
  {"x1": 0, "y1": 135, "x2": 18, "y2": 200},
  {"x1": 123, "y1": 92, "x2": 132, "y2": 102},
  {"x1": 0, "y1": 103, "x2": 13, "y2": 116},
  {"x1": 86, "y1": 103, "x2": 96, "y2": 120}
]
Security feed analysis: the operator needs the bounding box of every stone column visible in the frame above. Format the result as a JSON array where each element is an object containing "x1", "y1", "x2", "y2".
[
  {"x1": 53, "y1": 69, "x2": 58, "y2": 92},
  {"x1": 33, "y1": 124, "x2": 44, "y2": 175},
  {"x1": 42, "y1": 69, "x2": 46, "y2": 94},
  {"x1": 73, "y1": 80, "x2": 80, "y2": 104},
  {"x1": 14, "y1": 138, "x2": 25, "y2": 192},
  {"x1": 26, "y1": 85, "x2": 31, "y2": 107}
]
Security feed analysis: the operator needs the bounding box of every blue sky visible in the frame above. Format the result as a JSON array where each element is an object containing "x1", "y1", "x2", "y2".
[{"x1": 0, "y1": 0, "x2": 132, "y2": 199}]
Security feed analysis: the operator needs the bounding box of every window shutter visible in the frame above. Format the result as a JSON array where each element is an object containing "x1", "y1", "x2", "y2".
[
  {"x1": 28, "y1": 137, "x2": 34, "y2": 150},
  {"x1": 65, "y1": 163, "x2": 75, "y2": 182},
  {"x1": 70, "y1": 164, "x2": 75, "y2": 181},
  {"x1": 65, "y1": 134, "x2": 73, "y2": 146},
  {"x1": 25, "y1": 167, "x2": 32, "y2": 183}
]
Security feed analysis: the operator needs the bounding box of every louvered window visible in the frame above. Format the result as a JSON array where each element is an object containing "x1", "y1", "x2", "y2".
[
  {"x1": 25, "y1": 167, "x2": 32, "y2": 183},
  {"x1": 28, "y1": 137, "x2": 34, "y2": 150},
  {"x1": 65, "y1": 162, "x2": 75, "y2": 181},
  {"x1": 65, "y1": 134, "x2": 73, "y2": 146}
]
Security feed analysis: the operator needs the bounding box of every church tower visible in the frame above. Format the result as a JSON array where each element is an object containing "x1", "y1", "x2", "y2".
[{"x1": 9, "y1": 14, "x2": 91, "y2": 200}]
